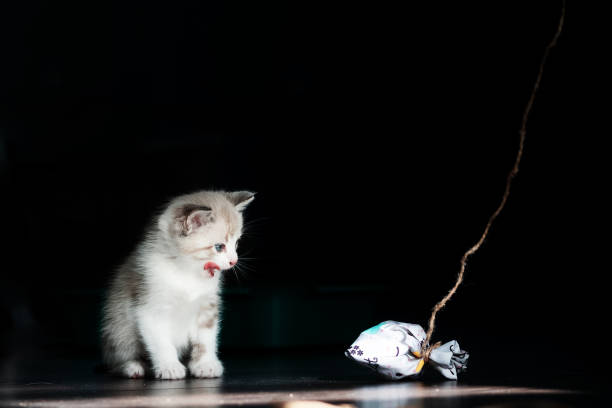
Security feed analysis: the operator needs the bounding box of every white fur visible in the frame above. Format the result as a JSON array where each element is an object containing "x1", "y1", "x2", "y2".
[{"x1": 101, "y1": 190, "x2": 254, "y2": 379}]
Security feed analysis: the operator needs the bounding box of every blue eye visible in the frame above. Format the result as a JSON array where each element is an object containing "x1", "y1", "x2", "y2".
[{"x1": 214, "y1": 243, "x2": 226, "y2": 253}]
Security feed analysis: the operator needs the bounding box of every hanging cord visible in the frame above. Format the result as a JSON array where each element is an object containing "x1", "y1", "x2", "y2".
[{"x1": 422, "y1": 1, "x2": 566, "y2": 358}]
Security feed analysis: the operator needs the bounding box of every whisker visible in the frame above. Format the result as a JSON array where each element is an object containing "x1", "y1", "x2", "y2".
[
  {"x1": 231, "y1": 265, "x2": 241, "y2": 284},
  {"x1": 235, "y1": 261, "x2": 253, "y2": 271},
  {"x1": 237, "y1": 248, "x2": 257, "y2": 257},
  {"x1": 234, "y1": 263, "x2": 254, "y2": 281},
  {"x1": 236, "y1": 261, "x2": 257, "y2": 273}
]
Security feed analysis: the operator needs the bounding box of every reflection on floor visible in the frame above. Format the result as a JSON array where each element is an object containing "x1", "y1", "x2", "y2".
[{"x1": 0, "y1": 349, "x2": 600, "y2": 408}]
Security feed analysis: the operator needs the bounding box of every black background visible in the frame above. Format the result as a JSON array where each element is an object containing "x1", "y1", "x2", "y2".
[{"x1": 0, "y1": 1, "x2": 606, "y2": 378}]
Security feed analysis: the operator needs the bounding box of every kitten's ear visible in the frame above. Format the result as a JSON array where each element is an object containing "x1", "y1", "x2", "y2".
[
  {"x1": 175, "y1": 205, "x2": 213, "y2": 236},
  {"x1": 225, "y1": 191, "x2": 255, "y2": 212}
]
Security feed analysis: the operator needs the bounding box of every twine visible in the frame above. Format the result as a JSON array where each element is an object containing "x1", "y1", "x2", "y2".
[
  {"x1": 422, "y1": 341, "x2": 441, "y2": 363},
  {"x1": 422, "y1": 1, "x2": 566, "y2": 355}
]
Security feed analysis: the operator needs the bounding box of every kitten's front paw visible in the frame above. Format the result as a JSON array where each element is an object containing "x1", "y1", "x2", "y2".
[
  {"x1": 155, "y1": 361, "x2": 186, "y2": 380},
  {"x1": 121, "y1": 360, "x2": 145, "y2": 379},
  {"x1": 189, "y1": 358, "x2": 224, "y2": 378}
]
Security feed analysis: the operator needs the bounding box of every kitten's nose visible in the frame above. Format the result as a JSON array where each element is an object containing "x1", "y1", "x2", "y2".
[{"x1": 229, "y1": 259, "x2": 237, "y2": 266}]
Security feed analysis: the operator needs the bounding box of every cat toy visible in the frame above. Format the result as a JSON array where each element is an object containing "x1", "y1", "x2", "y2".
[{"x1": 346, "y1": 3, "x2": 565, "y2": 380}]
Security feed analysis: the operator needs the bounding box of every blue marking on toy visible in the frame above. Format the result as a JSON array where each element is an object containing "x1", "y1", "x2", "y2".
[{"x1": 363, "y1": 322, "x2": 385, "y2": 334}]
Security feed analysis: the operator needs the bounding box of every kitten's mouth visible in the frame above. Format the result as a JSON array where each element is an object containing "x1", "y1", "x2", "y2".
[{"x1": 203, "y1": 262, "x2": 221, "y2": 277}]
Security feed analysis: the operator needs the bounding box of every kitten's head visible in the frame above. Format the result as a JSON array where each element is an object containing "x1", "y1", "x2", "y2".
[{"x1": 159, "y1": 190, "x2": 255, "y2": 277}]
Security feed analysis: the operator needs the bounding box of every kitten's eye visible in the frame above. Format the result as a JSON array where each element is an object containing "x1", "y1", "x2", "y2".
[{"x1": 214, "y1": 243, "x2": 226, "y2": 253}]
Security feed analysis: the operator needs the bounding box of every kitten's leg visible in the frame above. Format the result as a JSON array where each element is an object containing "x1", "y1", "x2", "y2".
[
  {"x1": 138, "y1": 313, "x2": 186, "y2": 380},
  {"x1": 102, "y1": 334, "x2": 146, "y2": 378},
  {"x1": 101, "y1": 307, "x2": 146, "y2": 378},
  {"x1": 120, "y1": 360, "x2": 146, "y2": 379},
  {"x1": 188, "y1": 301, "x2": 223, "y2": 378}
]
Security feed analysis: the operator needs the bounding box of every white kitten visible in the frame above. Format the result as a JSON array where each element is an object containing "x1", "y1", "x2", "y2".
[{"x1": 101, "y1": 190, "x2": 254, "y2": 379}]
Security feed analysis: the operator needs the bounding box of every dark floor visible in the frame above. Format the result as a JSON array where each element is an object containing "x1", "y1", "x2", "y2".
[{"x1": 0, "y1": 347, "x2": 603, "y2": 408}]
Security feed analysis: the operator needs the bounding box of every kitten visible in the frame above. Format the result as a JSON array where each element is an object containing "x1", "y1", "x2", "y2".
[{"x1": 101, "y1": 190, "x2": 254, "y2": 379}]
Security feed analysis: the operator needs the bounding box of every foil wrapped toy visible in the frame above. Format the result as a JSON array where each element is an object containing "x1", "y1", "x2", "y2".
[{"x1": 345, "y1": 321, "x2": 469, "y2": 380}]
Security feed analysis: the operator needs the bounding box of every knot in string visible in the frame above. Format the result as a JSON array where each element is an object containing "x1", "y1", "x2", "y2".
[{"x1": 422, "y1": 341, "x2": 441, "y2": 363}]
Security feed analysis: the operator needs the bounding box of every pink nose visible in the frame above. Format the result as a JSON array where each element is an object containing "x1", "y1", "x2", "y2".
[{"x1": 229, "y1": 259, "x2": 237, "y2": 266}]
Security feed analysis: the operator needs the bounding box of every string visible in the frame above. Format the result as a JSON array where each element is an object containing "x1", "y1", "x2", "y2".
[{"x1": 422, "y1": 1, "x2": 566, "y2": 353}]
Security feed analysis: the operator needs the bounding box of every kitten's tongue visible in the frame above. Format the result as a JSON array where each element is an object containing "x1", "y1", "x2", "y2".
[{"x1": 203, "y1": 262, "x2": 220, "y2": 277}]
